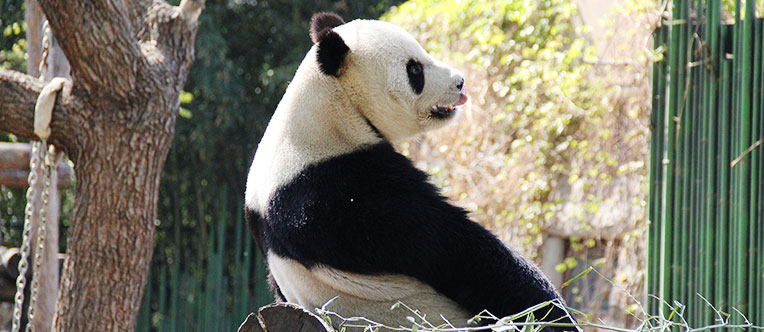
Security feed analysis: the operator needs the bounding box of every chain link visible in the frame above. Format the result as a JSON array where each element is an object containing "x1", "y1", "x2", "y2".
[
  {"x1": 12, "y1": 142, "x2": 43, "y2": 332},
  {"x1": 26, "y1": 141, "x2": 52, "y2": 332},
  {"x1": 12, "y1": 19, "x2": 54, "y2": 332},
  {"x1": 38, "y1": 21, "x2": 50, "y2": 80}
]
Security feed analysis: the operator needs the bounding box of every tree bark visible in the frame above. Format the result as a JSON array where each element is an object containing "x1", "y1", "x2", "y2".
[{"x1": 0, "y1": 0, "x2": 204, "y2": 331}]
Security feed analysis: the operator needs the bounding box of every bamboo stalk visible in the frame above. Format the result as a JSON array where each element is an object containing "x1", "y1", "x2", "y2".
[
  {"x1": 747, "y1": 13, "x2": 762, "y2": 326},
  {"x1": 660, "y1": 0, "x2": 683, "y2": 317},
  {"x1": 707, "y1": 0, "x2": 720, "y2": 323},
  {"x1": 158, "y1": 265, "x2": 168, "y2": 331},
  {"x1": 732, "y1": 0, "x2": 754, "y2": 320},
  {"x1": 678, "y1": 0, "x2": 694, "y2": 310},
  {"x1": 716, "y1": 22, "x2": 733, "y2": 314},
  {"x1": 138, "y1": 269, "x2": 151, "y2": 332},
  {"x1": 691, "y1": 20, "x2": 702, "y2": 316},
  {"x1": 758, "y1": 16, "x2": 764, "y2": 327},
  {"x1": 649, "y1": 18, "x2": 668, "y2": 315}
]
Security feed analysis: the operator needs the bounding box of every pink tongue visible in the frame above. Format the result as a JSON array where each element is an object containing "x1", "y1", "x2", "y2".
[{"x1": 454, "y1": 92, "x2": 469, "y2": 106}]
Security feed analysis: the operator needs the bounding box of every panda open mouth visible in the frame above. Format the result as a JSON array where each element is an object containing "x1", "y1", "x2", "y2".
[
  {"x1": 429, "y1": 92, "x2": 469, "y2": 119},
  {"x1": 430, "y1": 105, "x2": 456, "y2": 119}
]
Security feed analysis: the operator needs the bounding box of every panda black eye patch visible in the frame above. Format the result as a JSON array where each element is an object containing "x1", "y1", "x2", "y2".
[{"x1": 406, "y1": 59, "x2": 424, "y2": 94}]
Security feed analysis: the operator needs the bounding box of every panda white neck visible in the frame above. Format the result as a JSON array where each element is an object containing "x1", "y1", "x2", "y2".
[{"x1": 265, "y1": 60, "x2": 384, "y2": 160}]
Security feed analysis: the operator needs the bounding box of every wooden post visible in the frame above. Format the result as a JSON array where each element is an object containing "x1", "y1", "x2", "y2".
[{"x1": 23, "y1": 0, "x2": 70, "y2": 330}]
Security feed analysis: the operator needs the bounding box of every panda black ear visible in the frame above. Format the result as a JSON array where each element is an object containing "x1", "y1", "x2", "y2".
[
  {"x1": 310, "y1": 12, "x2": 345, "y2": 44},
  {"x1": 316, "y1": 30, "x2": 349, "y2": 77}
]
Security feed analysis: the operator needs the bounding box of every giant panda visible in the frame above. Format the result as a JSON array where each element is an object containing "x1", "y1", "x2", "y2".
[{"x1": 244, "y1": 12, "x2": 578, "y2": 332}]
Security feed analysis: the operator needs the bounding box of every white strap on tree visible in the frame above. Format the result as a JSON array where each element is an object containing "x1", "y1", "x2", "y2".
[
  {"x1": 12, "y1": 19, "x2": 67, "y2": 332},
  {"x1": 33, "y1": 78, "x2": 66, "y2": 140}
]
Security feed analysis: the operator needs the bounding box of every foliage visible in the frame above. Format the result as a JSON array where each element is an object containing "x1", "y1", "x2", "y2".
[
  {"x1": 385, "y1": 0, "x2": 653, "y2": 327},
  {"x1": 385, "y1": 0, "x2": 649, "y2": 252},
  {"x1": 0, "y1": 0, "x2": 27, "y2": 248},
  {"x1": 0, "y1": 0, "x2": 26, "y2": 71}
]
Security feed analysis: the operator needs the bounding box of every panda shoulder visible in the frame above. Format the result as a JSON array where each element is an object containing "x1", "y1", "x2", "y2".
[{"x1": 267, "y1": 142, "x2": 450, "y2": 217}]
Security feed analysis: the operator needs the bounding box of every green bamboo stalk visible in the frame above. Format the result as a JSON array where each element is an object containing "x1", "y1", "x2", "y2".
[
  {"x1": 202, "y1": 216, "x2": 214, "y2": 332},
  {"x1": 169, "y1": 208, "x2": 181, "y2": 332},
  {"x1": 732, "y1": 0, "x2": 754, "y2": 320},
  {"x1": 685, "y1": 0, "x2": 695, "y2": 314},
  {"x1": 233, "y1": 198, "x2": 244, "y2": 323},
  {"x1": 661, "y1": 0, "x2": 683, "y2": 316},
  {"x1": 758, "y1": 16, "x2": 764, "y2": 327},
  {"x1": 137, "y1": 269, "x2": 151, "y2": 332},
  {"x1": 648, "y1": 19, "x2": 668, "y2": 314},
  {"x1": 213, "y1": 188, "x2": 227, "y2": 332},
  {"x1": 690, "y1": 17, "x2": 702, "y2": 317},
  {"x1": 193, "y1": 270, "x2": 202, "y2": 332},
  {"x1": 158, "y1": 265, "x2": 168, "y2": 331},
  {"x1": 702, "y1": 0, "x2": 720, "y2": 326},
  {"x1": 747, "y1": 13, "x2": 762, "y2": 325},
  {"x1": 727, "y1": 0, "x2": 740, "y2": 316},
  {"x1": 691, "y1": 0, "x2": 700, "y2": 322},
  {"x1": 716, "y1": 23, "x2": 732, "y2": 314},
  {"x1": 678, "y1": 0, "x2": 693, "y2": 309}
]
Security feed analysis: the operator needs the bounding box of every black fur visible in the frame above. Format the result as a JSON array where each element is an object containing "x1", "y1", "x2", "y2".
[
  {"x1": 406, "y1": 59, "x2": 425, "y2": 94},
  {"x1": 310, "y1": 12, "x2": 345, "y2": 44},
  {"x1": 316, "y1": 31, "x2": 349, "y2": 77},
  {"x1": 363, "y1": 116, "x2": 384, "y2": 140},
  {"x1": 250, "y1": 142, "x2": 576, "y2": 330},
  {"x1": 244, "y1": 207, "x2": 286, "y2": 301}
]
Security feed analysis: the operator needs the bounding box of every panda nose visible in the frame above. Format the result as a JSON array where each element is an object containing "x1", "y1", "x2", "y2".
[{"x1": 456, "y1": 78, "x2": 464, "y2": 91}]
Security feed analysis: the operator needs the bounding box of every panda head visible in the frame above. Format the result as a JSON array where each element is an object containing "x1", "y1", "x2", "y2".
[{"x1": 310, "y1": 12, "x2": 468, "y2": 142}]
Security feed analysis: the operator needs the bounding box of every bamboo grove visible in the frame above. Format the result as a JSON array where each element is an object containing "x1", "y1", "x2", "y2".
[
  {"x1": 135, "y1": 188, "x2": 273, "y2": 332},
  {"x1": 648, "y1": 0, "x2": 764, "y2": 327}
]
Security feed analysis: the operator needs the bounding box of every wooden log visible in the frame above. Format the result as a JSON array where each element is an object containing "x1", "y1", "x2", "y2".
[
  {"x1": 0, "y1": 247, "x2": 21, "y2": 302},
  {"x1": 0, "y1": 143, "x2": 73, "y2": 188},
  {"x1": 0, "y1": 142, "x2": 32, "y2": 170},
  {"x1": 236, "y1": 313, "x2": 264, "y2": 332},
  {"x1": 237, "y1": 304, "x2": 333, "y2": 332},
  {"x1": 0, "y1": 168, "x2": 72, "y2": 188}
]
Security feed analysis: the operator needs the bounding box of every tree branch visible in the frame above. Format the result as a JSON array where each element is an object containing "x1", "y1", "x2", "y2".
[
  {"x1": 0, "y1": 68, "x2": 81, "y2": 149},
  {"x1": 35, "y1": 0, "x2": 148, "y2": 99},
  {"x1": 179, "y1": 0, "x2": 204, "y2": 24},
  {"x1": 140, "y1": 0, "x2": 205, "y2": 103}
]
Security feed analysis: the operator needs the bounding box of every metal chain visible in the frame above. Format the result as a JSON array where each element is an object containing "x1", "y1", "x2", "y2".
[
  {"x1": 12, "y1": 142, "x2": 43, "y2": 332},
  {"x1": 27, "y1": 141, "x2": 52, "y2": 332},
  {"x1": 12, "y1": 19, "x2": 54, "y2": 332},
  {"x1": 38, "y1": 20, "x2": 50, "y2": 80}
]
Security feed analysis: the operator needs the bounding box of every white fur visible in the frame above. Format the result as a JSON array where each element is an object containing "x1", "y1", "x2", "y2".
[
  {"x1": 269, "y1": 254, "x2": 472, "y2": 330},
  {"x1": 245, "y1": 19, "x2": 465, "y2": 214},
  {"x1": 244, "y1": 18, "x2": 469, "y2": 330}
]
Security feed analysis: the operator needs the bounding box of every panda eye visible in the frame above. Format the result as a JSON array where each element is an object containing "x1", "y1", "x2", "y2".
[
  {"x1": 407, "y1": 61, "x2": 423, "y2": 76},
  {"x1": 406, "y1": 59, "x2": 424, "y2": 94}
]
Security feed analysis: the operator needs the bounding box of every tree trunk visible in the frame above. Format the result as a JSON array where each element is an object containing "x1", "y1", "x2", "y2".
[
  {"x1": 0, "y1": 0, "x2": 205, "y2": 331},
  {"x1": 56, "y1": 127, "x2": 172, "y2": 331}
]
